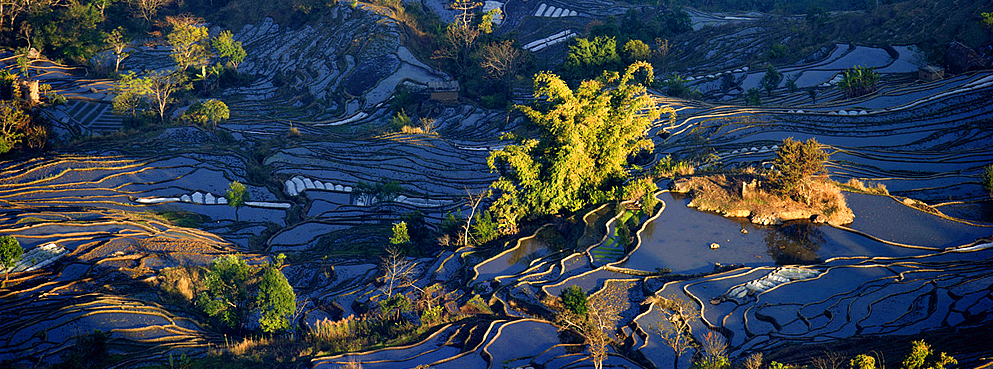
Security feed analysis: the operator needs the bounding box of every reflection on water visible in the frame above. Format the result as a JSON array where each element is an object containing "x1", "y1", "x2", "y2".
[
  {"x1": 764, "y1": 222, "x2": 825, "y2": 265},
  {"x1": 507, "y1": 234, "x2": 549, "y2": 266}
]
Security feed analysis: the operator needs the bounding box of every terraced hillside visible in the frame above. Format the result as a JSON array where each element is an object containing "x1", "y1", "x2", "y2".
[{"x1": 1, "y1": 1, "x2": 992, "y2": 368}]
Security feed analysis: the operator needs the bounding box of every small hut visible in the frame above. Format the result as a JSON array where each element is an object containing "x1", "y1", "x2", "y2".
[
  {"x1": 428, "y1": 81, "x2": 459, "y2": 104},
  {"x1": 918, "y1": 65, "x2": 945, "y2": 81}
]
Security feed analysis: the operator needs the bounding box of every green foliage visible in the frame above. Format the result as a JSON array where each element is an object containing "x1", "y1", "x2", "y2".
[
  {"x1": 355, "y1": 180, "x2": 404, "y2": 204},
  {"x1": 169, "y1": 23, "x2": 212, "y2": 71},
  {"x1": 487, "y1": 62, "x2": 674, "y2": 233},
  {"x1": 464, "y1": 294, "x2": 493, "y2": 314},
  {"x1": 390, "y1": 221, "x2": 410, "y2": 245},
  {"x1": 0, "y1": 71, "x2": 17, "y2": 100},
  {"x1": 256, "y1": 265, "x2": 296, "y2": 333},
  {"x1": 105, "y1": 27, "x2": 131, "y2": 73},
  {"x1": 562, "y1": 36, "x2": 621, "y2": 80},
  {"x1": 838, "y1": 66, "x2": 880, "y2": 98},
  {"x1": 378, "y1": 293, "x2": 412, "y2": 320},
  {"x1": 226, "y1": 181, "x2": 248, "y2": 208},
  {"x1": 772, "y1": 137, "x2": 828, "y2": 198},
  {"x1": 469, "y1": 211, "x2": 499, "y2": 244},
  {"x1": 420, "y1": 305, "x2": 444, "y2": 325},
  {"x1": 185, "y1": 99, "x2": 230, "y2": 128},
  {"x1": 623, "y1": 177, "x2": 660, "y2": 214},
  {"x1": 29, "y1": 3, "x2": 105, "y2": 63},
  {"x1": 981, "y1": 12, "x2": 993, "y2": 29},
  {"x1": 850, "y1": 354, "x2": 876, "y2": 369},
  {"x1": 691, "y1": 357, "x2": 731, "y2": 369},
  {"x1": 901, "y1": 340, "x2": 957, "y2": 369},
  {"x1": 589, "y1": 8, "x2": 691, "y2": 51},
  {"x1": 621, "y1": 39, "x2": 652, "y2": 63},
  {"x1": 767, "y1": 43, "x2": 789, "y2": 60},
  {"x1": 653, "y1": 155, "x2": 693, "y2": 178},
  {"x1": 478, "y1": 8, "x2": 500, "y2": 34},
  {"x1": 661, "y1": 74, "x2": 699, "y2": 99},
  {"x1": 559, "y1": 285, "x2": 588, "y2": 317},
  {"x1": 0, "y1": 101, "x2": 30, "y2": 155},
  {"x1": 745, "y1": 88, "x2": 762, "y2": 105},
  {"x1": 761, "y1": 65, "x2": 783, "y2": 96},
  {"x1": 1, "y1": 235, "x2": 23, "y2": 286},
  {"x1": 197, "y1": 254, "x2": 251, "y2": 330},
  {"x1": 768, "y1": 362, "x2": 794, "y2": 369},
  {"x1": 212, "y1": 30, "x2": 247, "y2": 69},
  {"x1": 389, "y1": 110, "x2": 413, "y2": 131},
  {"x1": 195, "y1": 254, "x2": 297, "y2": 333},
  {"x1": 112, "y1": 72, "x2": 152, "y2": 121},
  {"x1": 981, "y1": 164, "x2": 993, "y2": 197}
]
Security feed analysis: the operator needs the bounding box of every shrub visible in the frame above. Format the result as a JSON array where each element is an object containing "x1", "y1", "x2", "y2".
[
  {"x1": 761, "y1": 65, "x2": 783, "y2": 96},
  {"x1": 390, "y1": 221, "x2": 410, "y2": 245},
  {"x1": 1, "y1": 235, "x2": 23, "y2": 287},
  {"x1": 981, "y1": 164, "x2": 993, "y2": 197},
  {"x1": 745, "y1": 88, "x2": 762, "y2": 105},
  {"x1": 654, "y1": 155, "x2": 694, "y2": 178},
  {"x1": 560, "y1": 285, "x2": 588, "y2": 316},
  {"x1": 621, "y1": 39, "x2": 652, "y2": 63},
  {"x1": 256, "y1": 265, "x2": 296, "y2": 333},
  {"x1": 771, "y1": 137, "x2": 828, "y2": 199},
  {"x1": 622, "y1": 177, "x2": 659, "y2": 214},
  {"x1": 850, "y1": 354, "x2": 876, "y2": 369},
  {"x1": 470, "y1": 211, "x2": 499, "y2": 245},
  {"x1": 662, "y1": 74, "x2": 699, "y2": 99},
  {"x1": 838, "y1": 66, "x2": 879, "y2": 98},
  {"x1": 185, "y1": 99, "x2": 229, "y2": 129}
]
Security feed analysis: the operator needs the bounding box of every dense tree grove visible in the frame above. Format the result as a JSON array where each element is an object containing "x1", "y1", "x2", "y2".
[
  {"x1": 196, "y1": 254, "x2": 296, "y2": 334},
  {"x1": 487, "y1": 62, "x2": 675, "y2": 233}
]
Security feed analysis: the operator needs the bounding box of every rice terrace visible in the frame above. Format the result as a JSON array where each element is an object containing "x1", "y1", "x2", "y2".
[{"x1": 1, "y1": 0, "x2": 992, "y2": 368}]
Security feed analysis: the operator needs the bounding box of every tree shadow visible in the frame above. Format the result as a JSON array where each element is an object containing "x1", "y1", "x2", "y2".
[{"x1": 764, "y1": 222, "x2": 825, "y2": 265}]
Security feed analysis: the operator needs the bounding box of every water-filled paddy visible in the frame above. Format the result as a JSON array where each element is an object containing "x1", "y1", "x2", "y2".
[{"x1": 621, "y1": 192, "x2": 927, "y2": 274}]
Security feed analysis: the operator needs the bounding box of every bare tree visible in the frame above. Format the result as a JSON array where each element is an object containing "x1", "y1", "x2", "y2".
[
  {"x1": 558, "y1": 282, "x2": 627, "y2": 369},
  {"x1": 460, "y1": 188, "x2": 488, "y2": 246},
  {"x1": 106, "y1": 27, "x2": 130, "y2": 72},
  {"x1": 699, "y1": 331, "x2": 729, "y2": 367},
  {"x1": 653, "y1": 295, "x2": 698, "y2": 369},
  {"x1": 128, "y1": 0, "x2": 171, "y2": 22},
  {"x1": 742, "y1": 352, "x2": 763, "y2": 369},
  {"x1": 480, "y1": 40, "x2": 527, "y2": 85},
  {"x1": 811, "y1": 350, "x2": 844, "y2": 369},
  {"x1": 433, "y1": 0, "x2": 480, "y2": 75},
  {"x1": 379, "y1": 246, "x2": 418, "y2": 299},
  {"x1": 144, "y1": 70, "x2": 190, "y2": 123}
]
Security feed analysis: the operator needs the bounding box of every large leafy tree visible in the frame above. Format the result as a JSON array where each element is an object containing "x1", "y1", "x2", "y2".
[
  {"x1": 256, "y1": 265, "x2": 296, "y2": 333},
  {"x1": 196, "y1": 254, "x2": 297, "y2": 333},
  {"x1": 211, "y1": 30, "x2": 246, "y2": 70},
  {"x1": 487, "y1": 62, "x2": 674, "y2": 233},
  {"x1": 29, "y1": 2, "x2": 105, "y2": 63},
  {"x1": 187, "y1": 99, "x2": 230, "y2": 129},
  {"x1": 168, "y1": 22, "x2": 212, "y2": 71}
]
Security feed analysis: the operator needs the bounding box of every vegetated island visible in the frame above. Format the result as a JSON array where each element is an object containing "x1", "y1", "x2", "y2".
[{"x1": 669, "y1": 137, "x2": 855, "y2": 226}]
